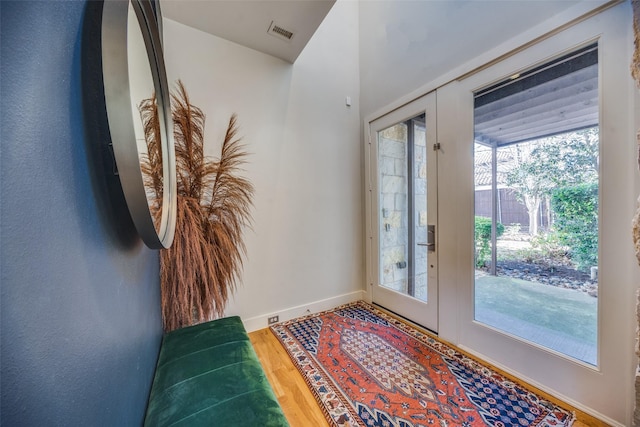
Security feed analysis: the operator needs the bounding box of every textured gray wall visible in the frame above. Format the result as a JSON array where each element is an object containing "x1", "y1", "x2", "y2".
[{"x1": 1, "y1": 1, "x2": 163, "y2": 425}]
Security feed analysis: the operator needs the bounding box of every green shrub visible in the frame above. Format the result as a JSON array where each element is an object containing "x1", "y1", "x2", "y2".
[
  {"x1": 530, "y1": 232, "x2": 569, "y2": 262},
  {"x1": 475, "y1": 216, "x2": 504, "y2": 268},
  {"x1": 503, "y1": 223, "x2": 522, "y2": 238},
  {"x1": 550, "y1": 183, "x2": 598, "y2": 271}
]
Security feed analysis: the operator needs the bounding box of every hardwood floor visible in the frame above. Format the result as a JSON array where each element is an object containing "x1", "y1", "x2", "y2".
[
  {"x1": 249, "y1": 328, "x2": 329, "y2": 426},
  {"x1": 249, "y1": 327, "x2": 608, "y2": 427}
]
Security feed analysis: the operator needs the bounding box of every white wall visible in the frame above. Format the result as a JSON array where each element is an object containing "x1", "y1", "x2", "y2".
[{"x1": 163, "y1": 0, "x2": 363, "y2": 330}]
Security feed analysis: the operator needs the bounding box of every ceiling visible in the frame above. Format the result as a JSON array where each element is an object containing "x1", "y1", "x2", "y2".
[
  {"x1": 474, "y1": 44, "x2": 599, "y2": 147},
  {"x1": 160, "y1": 0, "x2": 336, "y2": 63}
]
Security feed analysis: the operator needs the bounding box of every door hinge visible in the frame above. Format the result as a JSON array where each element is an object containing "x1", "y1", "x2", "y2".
[{"x1": 433, "y1": 143, "x2": 441, "y2": 151}]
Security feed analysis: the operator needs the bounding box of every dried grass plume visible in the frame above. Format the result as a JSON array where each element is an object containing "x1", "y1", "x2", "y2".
[
  {"x1": 633, "y1": 0, "x2": 640, "y2": 87},
  {"x1": 140, "y1": 81, "x2": 254, "y2": 332}
]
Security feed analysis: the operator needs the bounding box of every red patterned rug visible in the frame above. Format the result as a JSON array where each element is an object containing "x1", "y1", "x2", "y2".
[{"x1": 271, "y1": 301, "x2": 575, "y2": 427}]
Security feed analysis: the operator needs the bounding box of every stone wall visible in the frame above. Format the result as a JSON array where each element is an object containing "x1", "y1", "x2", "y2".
[{"x1": 379, "y1": 123, "x2": 428, "y2": 300}]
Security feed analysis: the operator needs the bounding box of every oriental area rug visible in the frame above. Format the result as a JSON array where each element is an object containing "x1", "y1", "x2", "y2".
[{"x1": 270, "y1": 301, "x2": 575, "y2": 427}]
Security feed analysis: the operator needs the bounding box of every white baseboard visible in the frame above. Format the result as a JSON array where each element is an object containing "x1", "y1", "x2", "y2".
[{"x1": 242, "y1": 290, "x2": 367, "y2": 333}]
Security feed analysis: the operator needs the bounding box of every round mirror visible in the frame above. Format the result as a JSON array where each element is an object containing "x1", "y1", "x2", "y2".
[{"x1": 101, "y1": 0, "x2": 176, "y2": 249}]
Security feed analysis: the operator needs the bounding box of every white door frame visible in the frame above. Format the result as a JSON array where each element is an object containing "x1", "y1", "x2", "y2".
[
  {"x1": 436, "y1": 4, "x2": 637, "y2": 425},
  {"x1": 365, "y1": 92, "x2": 439, "y2": 332}
]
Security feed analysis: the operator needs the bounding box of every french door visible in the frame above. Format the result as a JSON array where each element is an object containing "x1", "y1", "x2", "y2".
[
  {"x1": 366, "y1": 3, "x2": 635, "y2": 425},
  {"x1": 436, "y1": 5, "x2": 635, "y2": 425},
  {"x1": 366, "y1": 92, "x2": 438, "y2": 332}
]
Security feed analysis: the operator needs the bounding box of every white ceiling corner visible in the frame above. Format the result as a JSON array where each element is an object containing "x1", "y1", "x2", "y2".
[{"x1": 160, "y1": 0, "x2": 337, "y2": 63}]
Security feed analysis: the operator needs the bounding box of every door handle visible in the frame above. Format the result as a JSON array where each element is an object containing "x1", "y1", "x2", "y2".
[{"x1": 417, "y1": 225, "x2": 436, "y2": 252}]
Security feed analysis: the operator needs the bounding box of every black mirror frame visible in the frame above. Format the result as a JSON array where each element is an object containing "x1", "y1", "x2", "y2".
[{"x1": 101, "y1": 0, "x2": 176, "y2": 249}]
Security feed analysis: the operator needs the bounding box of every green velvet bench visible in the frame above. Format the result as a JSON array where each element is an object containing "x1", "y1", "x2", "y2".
[{"x1": 144, "y1": 316, "x2": 289, "y2": 426}]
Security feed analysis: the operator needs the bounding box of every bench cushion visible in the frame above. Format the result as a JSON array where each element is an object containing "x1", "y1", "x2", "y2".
[{"x1": 144, "y1": 316, "x2": 288, "y2": 426}]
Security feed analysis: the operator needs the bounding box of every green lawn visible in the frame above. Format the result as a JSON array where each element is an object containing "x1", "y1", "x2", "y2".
[{"x1": 475, "y1": 273, "x2": 597, "y2": 345}]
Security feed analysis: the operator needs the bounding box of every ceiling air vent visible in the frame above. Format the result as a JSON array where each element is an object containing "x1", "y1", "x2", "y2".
[{"x1": 267, "y1": 21, "x2": 294, "y2": 42}]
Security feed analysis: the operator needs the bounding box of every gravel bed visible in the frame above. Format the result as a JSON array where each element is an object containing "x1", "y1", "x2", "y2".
[{"x1": 484, "y1": 260, "x2": 598, "y2": 298}]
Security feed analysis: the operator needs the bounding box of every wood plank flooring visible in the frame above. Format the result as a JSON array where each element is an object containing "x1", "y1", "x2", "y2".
[{"x1": 249, "y1": 327, "x2": 608, "y2": 427}]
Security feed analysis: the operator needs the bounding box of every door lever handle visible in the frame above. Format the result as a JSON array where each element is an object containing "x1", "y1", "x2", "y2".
[
  {"x1": 417, "y1": 226, "x2": 436, "y2": 251},
  {"x1": 423, "y1": 225, "x2": 436, "y2": 252},
  {"x1": 417, "y1": 242, "x2": 435, "y2": 250}
]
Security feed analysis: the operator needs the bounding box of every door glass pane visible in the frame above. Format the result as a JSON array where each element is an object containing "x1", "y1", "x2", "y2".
[
  {"x1": 413, "y1": 119, "x2": 428, "y2": 301},
  {"x1": 379, "y1": 115, "x2": 428, "y2": 302},
  {"x1": 473, "y1": 44, "x2": 599, "y2": 365}
]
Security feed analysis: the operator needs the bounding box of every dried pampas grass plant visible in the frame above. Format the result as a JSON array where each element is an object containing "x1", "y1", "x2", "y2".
[
  {"x1": 140, "y1": 80, "x2": 254, "y2": 332},
  {"x1": 633, "y1": 0, "x2": 640, "y2": 87}
]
